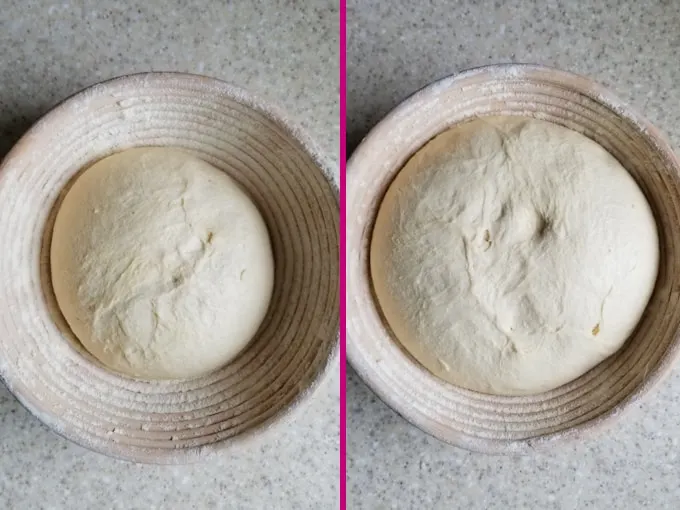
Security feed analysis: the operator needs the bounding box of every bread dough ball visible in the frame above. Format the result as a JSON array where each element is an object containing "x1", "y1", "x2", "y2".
[
  {"x1": 51, "y1": 147, "x2": 274, "y2": 379},
  {"x1": 371, "y1": 117, "x2": 658, "y2": 395}
]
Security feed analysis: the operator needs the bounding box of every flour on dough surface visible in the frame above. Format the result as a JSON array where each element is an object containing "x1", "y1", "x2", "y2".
[
  {"x1": 51, "y1": 147, "x2": 274, "y2": 379},
  {"x1": 370, "y1": 116, "x2": 658, "y2": 395}
]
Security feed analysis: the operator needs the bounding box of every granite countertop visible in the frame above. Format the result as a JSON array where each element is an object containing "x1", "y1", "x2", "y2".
[
  {"x1": 0, "y1": 1, "x2": 338, "y2": 509},
  {"x1": 348, "y1": 1, "x2": 680, "y2": 508}
]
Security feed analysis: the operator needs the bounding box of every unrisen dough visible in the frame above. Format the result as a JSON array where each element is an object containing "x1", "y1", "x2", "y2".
[
  {"x1": 51, "y1": 148, "x2": 274, "y2": 379},
  {"x1": 371, "y1": 117, "x2": 659, "y2": 395}
]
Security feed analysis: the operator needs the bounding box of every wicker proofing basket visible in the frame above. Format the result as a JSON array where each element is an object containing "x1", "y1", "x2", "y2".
[
  {"x1": 346, "y1": 64, "x2": 680, "y2": 454},
  {"x1": 0, "y1": 73, "x2": 339, "y2": 463}
]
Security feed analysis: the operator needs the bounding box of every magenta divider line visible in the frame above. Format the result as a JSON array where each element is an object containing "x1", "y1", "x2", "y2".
[{"x1": 339, "y1": 0, "x2": 347, "y2": 507}]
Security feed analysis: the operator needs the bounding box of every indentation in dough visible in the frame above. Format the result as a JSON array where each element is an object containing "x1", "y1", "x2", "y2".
[
  {"x1": 508, "y1": 204, "x2": 548, "y2": 244},
  {"x1": 535, "y1": 213, "x2": 550, "y2": 238},
  {"x1": 482, "y1": 229, "x2": 492, "y2": 251}
]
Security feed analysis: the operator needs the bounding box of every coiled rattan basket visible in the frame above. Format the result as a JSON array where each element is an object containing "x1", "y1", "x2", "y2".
[
  {"x1": 346, "y1": 64, "x2": 680, "y2": 454},
  {"x1": 0, "y1": 73, "x2": 339, "y2": 463}
]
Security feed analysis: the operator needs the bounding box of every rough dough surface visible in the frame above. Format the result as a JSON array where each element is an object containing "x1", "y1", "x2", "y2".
[
  {"x1": 370, "y1": 117, "x2": 659, "y2": 395},
  {"x1": 51, "y1": 147, "x2": 274, "y2": 379}
]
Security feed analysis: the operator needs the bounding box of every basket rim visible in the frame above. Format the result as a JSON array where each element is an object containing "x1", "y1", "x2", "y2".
[
  {"x1": 0, "y1": 72, "x2": 339, "y2": 464},
  {"x1": 346, "y1": 62, "x2": 680, "y2": 454}
]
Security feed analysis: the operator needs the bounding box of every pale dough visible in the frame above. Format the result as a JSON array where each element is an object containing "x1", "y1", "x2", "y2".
[
  {"x1": 51, "y1": 147, "x2": 274, "y2": 379},
  {"x1": 371, "y1": 117, "x2": 659, "y2": 395}
]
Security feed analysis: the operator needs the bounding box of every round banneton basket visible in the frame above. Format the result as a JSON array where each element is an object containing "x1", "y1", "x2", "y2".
[
  {"x1": 347, "y1": 64, "x2": 680, "y2": 454},
  {"x1": 0, "y1": 73, "x2": 338, "y2": 463}
]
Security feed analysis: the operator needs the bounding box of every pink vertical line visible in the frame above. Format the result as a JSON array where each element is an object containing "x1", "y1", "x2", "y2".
[{"x1": 339, "y1": 0, "x2": 347, "y2": 507}]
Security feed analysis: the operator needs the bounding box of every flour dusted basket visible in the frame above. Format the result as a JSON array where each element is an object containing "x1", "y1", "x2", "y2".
[
  {"x1": 0, "y1": 73, "x2": 339, "y2": 463},
  {"x1": 346, "y1": 64, "x2": 680, "y2": 453}
]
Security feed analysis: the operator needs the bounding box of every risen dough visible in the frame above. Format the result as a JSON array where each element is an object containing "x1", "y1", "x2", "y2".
[
  {"x1": 371, "y1": 117, "x2": 658, "y2": 395},
  {"x1": 51, "y1": 148, "x2": 274, "y2": 379}
]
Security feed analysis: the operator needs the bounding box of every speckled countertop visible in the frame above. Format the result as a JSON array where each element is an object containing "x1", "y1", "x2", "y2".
[
  {"x1": 348, "y1": 1, "x2": 680, "y2": 509},
  {"x1": 0, "y1": 1, "x2": 338, "y2": 509}
]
